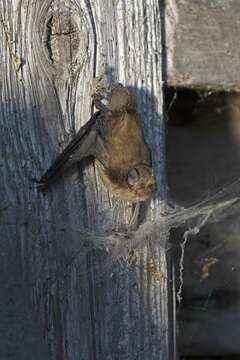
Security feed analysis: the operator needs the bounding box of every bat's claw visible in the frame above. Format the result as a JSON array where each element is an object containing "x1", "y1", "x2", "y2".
[
  {"x1": 33, "y1": 177, "x2": 47, "y2": 191},
  {"x1": 36, "y1": 183, "x2": 46, "y2": 192},
  {"x1": 92, "y1": 93, "x2": 111, "y2": 114}
]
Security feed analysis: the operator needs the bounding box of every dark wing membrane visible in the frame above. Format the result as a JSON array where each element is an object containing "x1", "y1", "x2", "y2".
[{"x1": 38, "y1": 111, "x2": 101, "y2": 189}]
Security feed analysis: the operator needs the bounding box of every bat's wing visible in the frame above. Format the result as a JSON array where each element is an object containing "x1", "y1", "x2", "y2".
[{"x1": 38, "y1": 111, "x2": 109, "y2": 189}]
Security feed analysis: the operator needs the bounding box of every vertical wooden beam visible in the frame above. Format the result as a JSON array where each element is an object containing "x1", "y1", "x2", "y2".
[{"x1": 0, "y1": 0, "x2": 172, "y2": 359}]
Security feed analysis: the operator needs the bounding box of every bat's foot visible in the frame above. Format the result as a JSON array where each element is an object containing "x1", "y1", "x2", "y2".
[
  {"x1": 92, "y1": 83, "x2": 136, "y2": 115},
  {"x1": 92, "y1": 93, "x2": 110, "y2": 113}
]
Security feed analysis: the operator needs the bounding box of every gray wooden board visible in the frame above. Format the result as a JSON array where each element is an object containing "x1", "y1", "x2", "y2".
[
  {"x1": 165, "y1": 0, "x2": 240, "y2": 90},
  {"x1": 0, "y1": 1, "x2": 171, "y2": 359}
]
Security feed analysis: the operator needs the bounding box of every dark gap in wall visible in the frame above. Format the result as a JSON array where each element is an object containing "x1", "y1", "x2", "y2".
[
  {"x1": 166, "y1": 88, "x2": 240, "y2": 358},
  {"x1": 166, "y1": 87, "x2": 240, "y2": 207}
]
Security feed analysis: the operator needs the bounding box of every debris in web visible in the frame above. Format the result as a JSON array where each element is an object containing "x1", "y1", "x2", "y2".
[{"x1": 8, "y1": 173, "x2": 239, "y2": 287}]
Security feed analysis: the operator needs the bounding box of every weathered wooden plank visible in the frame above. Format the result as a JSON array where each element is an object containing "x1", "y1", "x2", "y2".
[
  {"x1": 166, "y1": 0, "x2": 240, "y2": 90},
  {"x1": 0, "y1": 1, "x2": 171, "y2": 359}
]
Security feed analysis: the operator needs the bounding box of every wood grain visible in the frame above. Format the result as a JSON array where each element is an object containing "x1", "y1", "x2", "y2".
[{"x1": 0, "y1": 1, "x2": 171, "y2": 359}]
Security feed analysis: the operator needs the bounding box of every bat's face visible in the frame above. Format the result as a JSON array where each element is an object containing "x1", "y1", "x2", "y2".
[
  {"x1": 96, "y1": 162, "x2": 155, "y2": 202},
  {"x1": 126, "y1": 164, "x2": 155, "y2": 202},
  {"x1": 39, "y1": 84, "x2": 156, "y2": 204}
]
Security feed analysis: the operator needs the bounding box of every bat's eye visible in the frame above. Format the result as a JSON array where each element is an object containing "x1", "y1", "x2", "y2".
[{"x1": 127, "y1": 168, "x2": 140, "y2": 186}]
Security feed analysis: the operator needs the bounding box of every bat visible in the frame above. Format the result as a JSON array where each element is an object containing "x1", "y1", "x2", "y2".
[{"x1": 38, "y1": 85, "x2": 155, "y2": 202}]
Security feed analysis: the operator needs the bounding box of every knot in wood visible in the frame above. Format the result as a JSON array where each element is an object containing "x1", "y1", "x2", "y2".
[
  {"x1": 46, "y1": 11, "x2": 79, "y2": 65},
  {"x1": 43, "y1": 1, "x2": 88, "y2": 76}
]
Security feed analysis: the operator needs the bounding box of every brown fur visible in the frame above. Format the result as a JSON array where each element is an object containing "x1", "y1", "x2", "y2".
[{"x1": 39, "y1": 85, "x2": 155, "y2": 202}]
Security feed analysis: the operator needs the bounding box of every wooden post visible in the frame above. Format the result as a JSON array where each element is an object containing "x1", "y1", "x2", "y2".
[{"x1": 0, "y1": 1, "x2": 172, "y2": 359}]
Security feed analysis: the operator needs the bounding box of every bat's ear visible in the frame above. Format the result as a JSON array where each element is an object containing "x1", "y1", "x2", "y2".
[{"x1": 127, "y1": 168, "x2": 140, "y2": 186}]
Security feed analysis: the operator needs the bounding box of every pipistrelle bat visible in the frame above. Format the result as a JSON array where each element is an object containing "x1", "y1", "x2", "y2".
[{"x1": 39, "y1": 85, "x2": 155, "y2": 202}]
